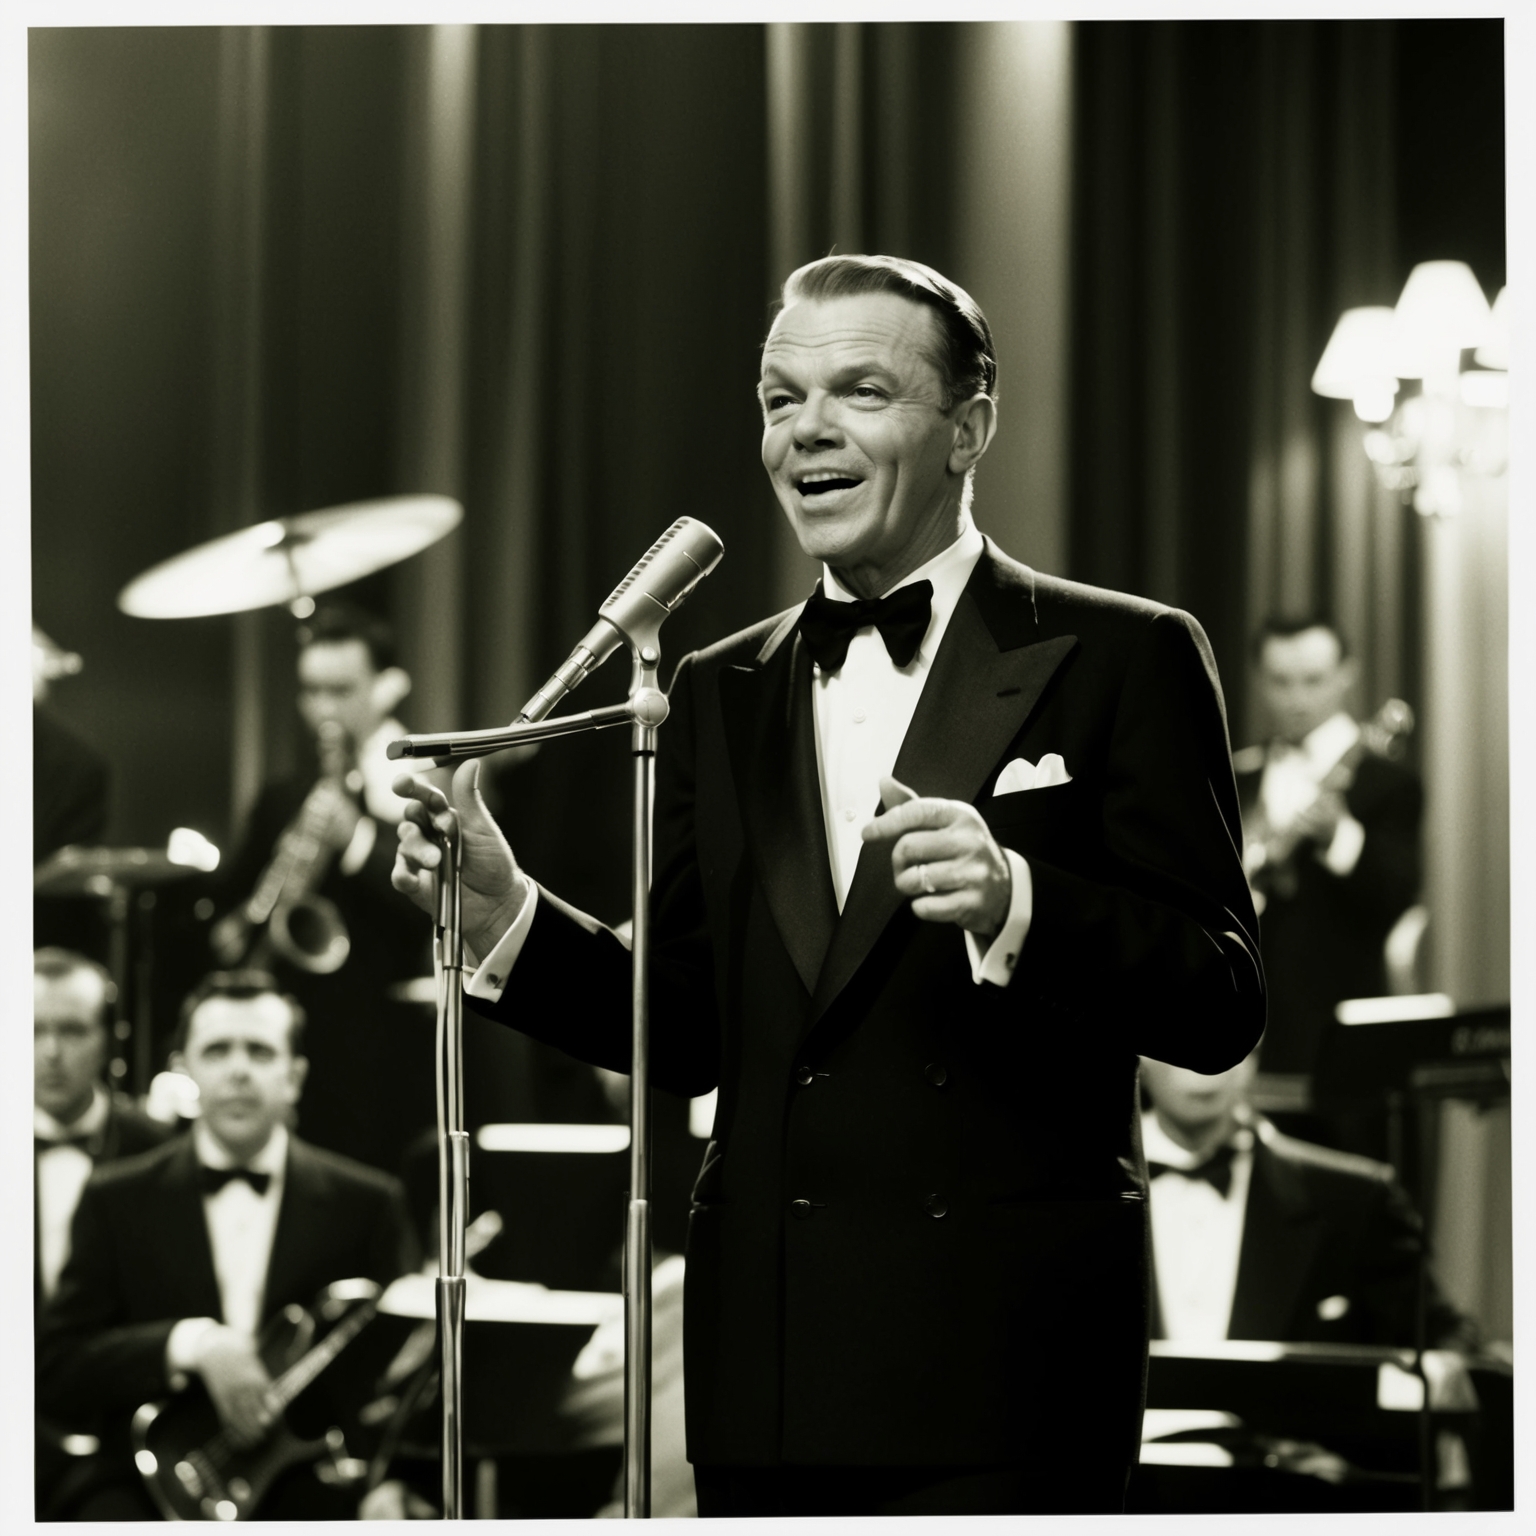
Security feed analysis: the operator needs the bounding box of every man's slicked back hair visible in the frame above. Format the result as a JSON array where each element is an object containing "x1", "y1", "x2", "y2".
[
  {"x1": 776, "y1": 255, "x2": 998, "y2": 411},
  {"x1": 1252, "y1": 614, "x2": 1352, "y2": 663},
  {"x1": 175, "y1": 970, "x2": 308, "y2": 1058},
  {"x1": 34, "y1": 947, "x2": 115, "y2": 1020},
  {"x1": 296, "y1": 601, "x2": 398, "y2": 673}
]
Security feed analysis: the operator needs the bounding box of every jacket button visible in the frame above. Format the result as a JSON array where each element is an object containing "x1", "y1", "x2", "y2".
[
  {"x1": 790, "y1": 1199, "x2": 813, "y2": 1220},
  {"x1": 924, "y1": 1194, "x2": 948, "y2": 1218},
  {"x1": 924, "y1": 1062, "x2": 948, "y2": 1087},
  {"x1": 795, "y1": 1066, "x2": 814, "y2": 1086}
]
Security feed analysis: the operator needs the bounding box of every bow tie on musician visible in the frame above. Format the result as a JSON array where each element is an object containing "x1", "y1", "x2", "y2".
[
  {"x1": 1138, "y1": 1048, "x2": 1480, "y2": 1352},
  {"x1": 34, "y1": 949, "x2": 175, "y2": 1305},
  {"x1": 1137, "y1": 1048, "x2": 1480, "y2": 1495},
  {"x1": 35, "y1": 971, "x2": 418, "y2": 1522}
]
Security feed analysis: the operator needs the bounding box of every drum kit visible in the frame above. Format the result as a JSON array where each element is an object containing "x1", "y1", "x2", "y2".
[{"x1": 35, "y1": 495, "x2": 463, "y2": 1094}]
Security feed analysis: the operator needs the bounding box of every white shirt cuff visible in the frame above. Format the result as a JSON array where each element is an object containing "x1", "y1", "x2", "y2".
[
  {"x1": 338, "y1": 815, "x2": 378, "y2": 876},
  {"x1": 464, "y1": 883, "x2": 540, "y2": 1003},
  {"x1": 166, "y1": 1316, "x2": 221, "y2": 1387},
  {"x1": 1320, "y1": 812, "x2": 1366, "y2": 876},
  {"x1": 964, "y1": 848, "x2": 1033, "y2": 987}
]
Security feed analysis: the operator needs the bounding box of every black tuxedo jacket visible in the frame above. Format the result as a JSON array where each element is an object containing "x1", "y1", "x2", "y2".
[
  {"x1": 1235, "y1": 750, "x2": 1422, "y2": 1074},
  {"x1": 36, "y1": 1133, "x2": 417, "y2": 1429},
  {"x1": 474, "y1": 542, "x2": 1264, "y2": 1469},
  {"x1": 34, "y1": 1095, "x2": 174, "y2": 1305},
  {"x1": 1153, "y1": 1124, "x2": 1475, "y2": 1350}
]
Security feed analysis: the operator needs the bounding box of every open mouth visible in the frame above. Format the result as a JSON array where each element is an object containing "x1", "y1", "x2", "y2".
[{"x1": 795, "y1": 473, "x2": 863, "y2": 498}]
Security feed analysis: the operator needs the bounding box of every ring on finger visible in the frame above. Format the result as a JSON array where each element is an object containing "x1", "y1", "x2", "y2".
[{"x1": 919, "y1": 865, "x2": 933, "y2": 894}]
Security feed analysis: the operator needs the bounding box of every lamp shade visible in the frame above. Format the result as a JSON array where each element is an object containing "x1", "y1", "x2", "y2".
[
  {"x1": 1311, "y1": 307, "x2": 1397, "y2": 398},
  {"x1": 1390, "y1": 261, "x2": 1491, "y2": 378},
  {"x1": 1473, "y1": 286, "x2": 1510, "y2": 371}
]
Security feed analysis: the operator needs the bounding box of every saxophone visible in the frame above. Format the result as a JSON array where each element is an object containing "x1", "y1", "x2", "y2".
[{"x1": 214, "y1": 720, "x2": 360, "y2": 975}]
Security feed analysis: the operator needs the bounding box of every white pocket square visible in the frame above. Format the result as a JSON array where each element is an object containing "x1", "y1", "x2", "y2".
[{"x1": 994, "y1": 753, "x2": 1072, "y2": 796}]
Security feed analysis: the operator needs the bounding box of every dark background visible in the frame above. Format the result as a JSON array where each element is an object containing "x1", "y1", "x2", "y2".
[{"x1": 30, "y1": 19, "x2": 1504, "y2": 857}]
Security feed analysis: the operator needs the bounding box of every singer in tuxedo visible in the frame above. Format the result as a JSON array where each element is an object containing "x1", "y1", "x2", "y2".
[
  {"x1": 36, "y1": 972, "x2": 417, "y2": 1520},
  {"x1": 392, "y1": 255, "x2": 1265, "y2": 1516}
]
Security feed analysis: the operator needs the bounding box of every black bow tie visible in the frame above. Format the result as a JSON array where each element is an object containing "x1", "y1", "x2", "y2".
[
  {"x1": 798, "y1": 580, "x2": 934, "y2": 672},
  {"x1": 1147, "y1": 1142, "x2": 1237, "y2": 1199},
  {"x1": 199, "y1": 1165, "x2": 272, "y2": 1196},
  {"x1": 35, "y1": 1133, "x2": 95, "y2": 1156}
]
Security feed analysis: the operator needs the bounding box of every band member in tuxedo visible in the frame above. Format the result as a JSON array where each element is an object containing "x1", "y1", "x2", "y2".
[
  {"x1": 35, "y1": 949, "x2": 173, "y2": 1303},
  {"x1": 212, "y1": 603, "x2": 437, "y2": 1175},
  {"x1": 392, "y1": 255, "x2": 1265, "y2": 1515},
  {"x1": 35, "y1": 948, "x2": 174, "y2": 1516},
  {"x1": 1233, "y1": 618, "x2": 1422, "y2": 1088},
  {"x1": 36, "y1": 972, "x2": 417, "y2": 1520},
  {"x1": 1141, "y1": 1050, "x2": 1482, "y2": 1504},
  {"x1": 1139, "y1": 1052, "x2": 1474, "y2": 1350}
]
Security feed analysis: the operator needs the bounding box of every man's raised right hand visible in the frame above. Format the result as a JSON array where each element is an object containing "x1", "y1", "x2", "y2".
[{"x1": 392, "y1": 758, "x2": 532, "y2": 962}]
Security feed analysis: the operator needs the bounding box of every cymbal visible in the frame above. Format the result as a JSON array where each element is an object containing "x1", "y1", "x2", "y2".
[
  {"x1": 34, "y1": 845, "x2": 198, "y2": 897},
  {"x1": 117, "y1": 494, "x2": 463, "y2": 618},
  {"x1": 378, "y1": 1272, "x2": 624, "y2": 1327}
]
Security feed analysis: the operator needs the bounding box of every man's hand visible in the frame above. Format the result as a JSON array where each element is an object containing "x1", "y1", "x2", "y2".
[
  {"x1": 193, "y1": 1326, "x2": 277, "y2": 1449},
  {"x1": 392, "y1": 759, "x2": 532, "y2": 960},
  {"x1": 1291, "y1": 786, "x2": 1346, "y2": 847},
  {"x1": 861, "y1": 776, "x2": 1012, "y2": 940}
]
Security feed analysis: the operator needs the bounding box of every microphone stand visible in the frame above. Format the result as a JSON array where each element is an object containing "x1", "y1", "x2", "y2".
[
  {"x1": 429, "y1": 808, "x2": 467, "y2": 1520},
  {"x1": 393, "y1": 663, "x2": 671, "y2": 1522}
]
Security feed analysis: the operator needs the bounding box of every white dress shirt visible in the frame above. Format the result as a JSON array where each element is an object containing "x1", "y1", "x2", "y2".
[
  {"x1": 468, "y1": 523, "x2": 1032, "y2": 1000},
  {"x1": 1259, "y1": 711, "x2": 1367, "y2": 877},
  {"x1": 35, "y1": 1085, "x2": 110, "y2": 1300},
  {"x1": 810, "y1": 523, "x2": 1032, "y2": 985},
  {"x1": 165, "y1": 1123, "x2": 289, "y2": 1376},
  {"x1": 1144, "y1": 1111, "x2": 1254, "y2": 1342}
]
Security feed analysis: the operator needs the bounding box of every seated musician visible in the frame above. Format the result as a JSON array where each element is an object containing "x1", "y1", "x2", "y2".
[
  {"x1": 35, "y1": 948, "x2": 173, "y2": 1302},
  {"x1": 36, "y1": 971, "x2": 418, "y2": 1521},
  {"x1": 35, "y1": 947, "x2": 174, "y2": 1516},
  {"x1": 1139, "y1": 1050, "x2": 1475, "y2": 1350}
]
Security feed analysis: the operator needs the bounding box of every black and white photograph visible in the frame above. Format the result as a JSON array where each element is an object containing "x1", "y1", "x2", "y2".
[{"x1": 15, "y1": 6, "x2": 1526, "y2": 1524}]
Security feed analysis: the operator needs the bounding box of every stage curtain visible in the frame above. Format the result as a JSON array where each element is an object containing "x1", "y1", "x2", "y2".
[{"x1": 1068, "y1": 19, "x2": 1420, "y2": 747}]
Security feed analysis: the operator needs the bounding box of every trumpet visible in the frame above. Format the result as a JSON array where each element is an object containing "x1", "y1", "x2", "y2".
[
  {"x1": 1243, "y1": 697, "x2": 1414, "y2": 903},
  {"x1": 214, "y1": 720, "x2": 360, "y2": 974}
]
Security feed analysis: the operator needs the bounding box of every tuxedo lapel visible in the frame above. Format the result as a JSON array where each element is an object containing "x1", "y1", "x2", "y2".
[
  {"x1": 160, "y1": 1138, "x2": 224, "y2": 1320},
  {"x1": 1227, "y1": 1138, "x2": 1320, "y2": 1339},
  {"x1": 263, "y1": 1139, "x2": 316, "y2": 1320},
  {"x1": 810, "y1": 580, "x2": 1077, "y2": 1020},
  {"x1": 720, "y1": 613, "x2": 840, "y2": 998}
]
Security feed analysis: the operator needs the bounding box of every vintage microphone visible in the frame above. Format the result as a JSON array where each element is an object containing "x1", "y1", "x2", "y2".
[
  {"x1": 399, "y1": 516, "x2": 723, "y2": 1520},
  {"x1": 517, "y1": 516, "x2": 725, "y2": 723}
]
